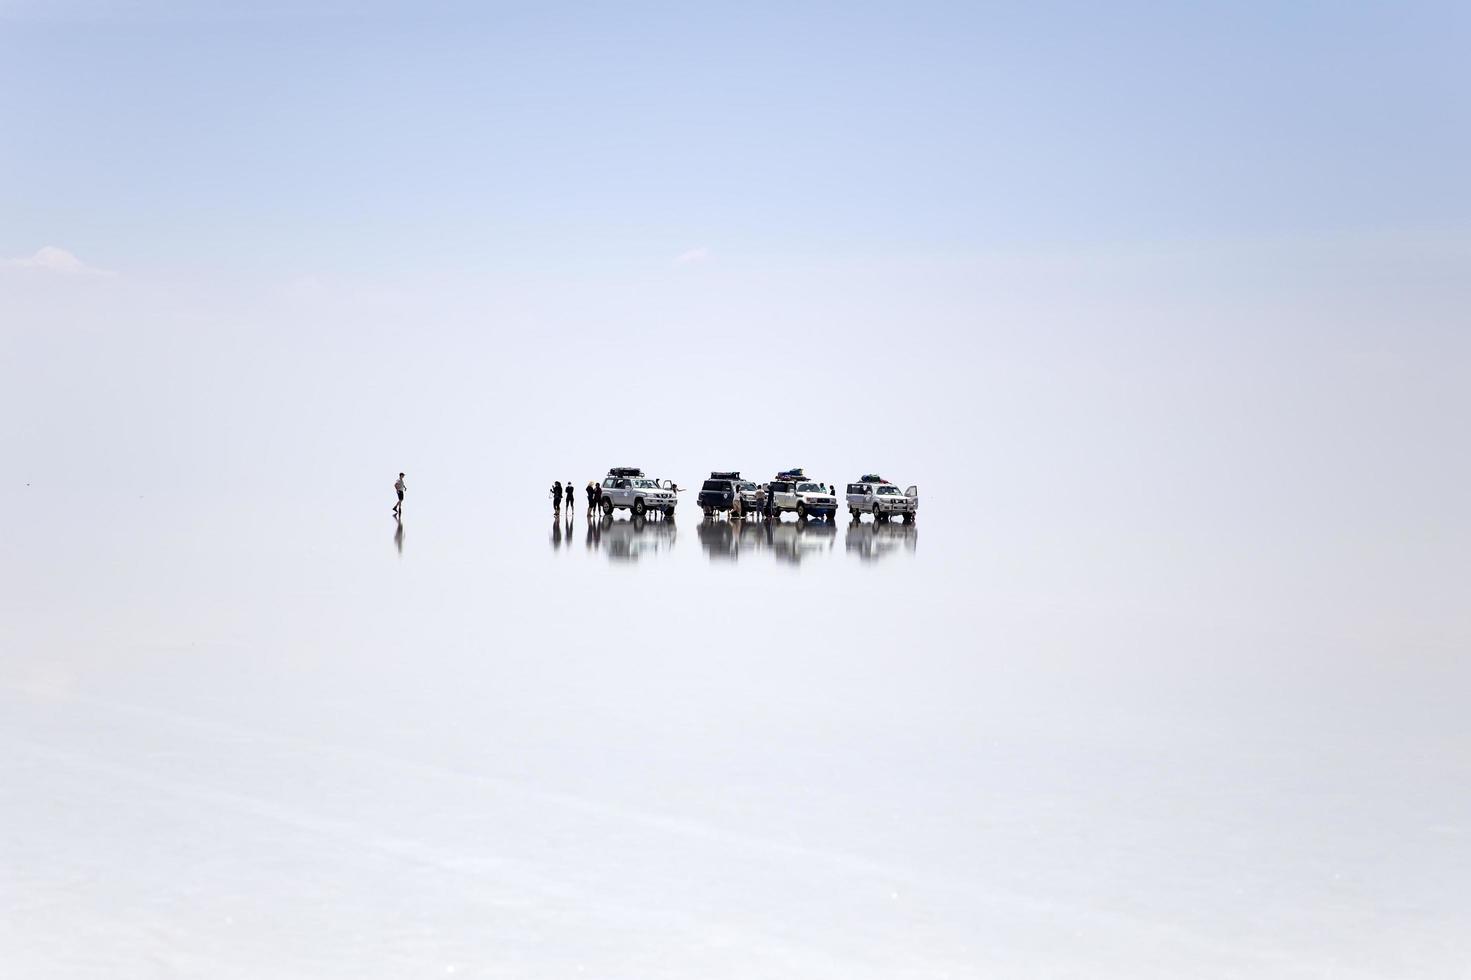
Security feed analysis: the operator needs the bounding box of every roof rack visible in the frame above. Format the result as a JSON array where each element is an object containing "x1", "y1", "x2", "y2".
[
  {"x1": 859, "y1": 474, "x2": 887, "y2": 483},
  {"x1": 709, "y1": 471, "x2": 741, "y2": 480},
  {"x1": 608, "y1": 466, "x2": 644, "y2": 478},
  {"x1": 775, "y1": 468, "x2": 805, "y2": 480}
]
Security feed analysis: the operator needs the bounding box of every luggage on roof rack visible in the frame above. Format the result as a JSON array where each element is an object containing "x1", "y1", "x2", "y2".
[
  {"x1": 775, "y1": 468, "x2": 805, "y2": 480},
  {"x1": 608, "y1": 466, "x2": 644, "y2": 478},
  {"x1": 709, "y1": 471, "x2": 741, "y2": 481},
  {"x1": 859, "y1": 474, "x2": 887, "y2": 483}
]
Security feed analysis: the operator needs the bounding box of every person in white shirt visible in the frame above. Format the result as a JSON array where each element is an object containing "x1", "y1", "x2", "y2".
[{"x1": 393, "y1": 473, "x2": 406, "y2": 518}]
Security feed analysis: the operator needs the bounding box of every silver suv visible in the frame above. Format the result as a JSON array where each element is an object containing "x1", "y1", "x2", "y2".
[{"x1": 846, "y1": 477, "x2": 918, "y2": 523}]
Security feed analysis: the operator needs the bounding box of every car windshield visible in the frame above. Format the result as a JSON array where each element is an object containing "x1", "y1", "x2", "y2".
[
  {"x1": 876, "y1": 485, "x2": 900, "y2": 495},
  {"x1": 797, "y1": 483, "x2": 824, "y2": 493},
  {"x1": 633, "y1": 479, "x2": 659, "y2": 489},
  {"x1": 738, "y1": 481, "x2": 756, "y2": 491}
]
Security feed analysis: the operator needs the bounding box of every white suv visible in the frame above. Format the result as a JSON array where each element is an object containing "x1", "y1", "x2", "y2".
[
  {"x1": 846, "y1": 477, "x2": 918, "y2": 523},
  {"x1": 767, "y1": 470, "x2": 839, "y2": 522},
  {"x1": 736, "y1": 480, "x2": 762, "y2": 515},
  {"x1": 600, "y1": 469, "x2": 678, "y2": 518}
]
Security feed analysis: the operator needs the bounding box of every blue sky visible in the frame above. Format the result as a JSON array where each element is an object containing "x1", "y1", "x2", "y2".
[{"x1": 3, "y1": 1, "x2": 1466, "y2": 279}]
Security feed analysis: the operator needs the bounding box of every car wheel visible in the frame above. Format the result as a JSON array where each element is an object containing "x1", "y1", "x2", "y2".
[
  {"x1": 633, "y1": 498, "x2": 646, "y2": 516},
  {"x1": 903, "y1": 513, "x2": 914, "y2": 525},
  {"x1": 797, "y1": 503, "x2": 808, "y2": 522},
  {"x1": 602, "y1": 498, "x2": 613, "y2": 517}
]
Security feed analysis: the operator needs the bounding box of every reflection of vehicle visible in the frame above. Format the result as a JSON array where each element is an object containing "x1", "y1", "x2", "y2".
[
  {"x1": 600, "y1": 467, "x2": 677, "y2": 518},
  {"x1": 770, "y1": 518, "x2": 836, "y2": 564},
  {"x1": 844, "y1": 520, "x2": 918, "y2": 561},
  {"x1": 767, "y1": 469, "x2": 839, "y2": 522},
  {"x1": 696, "y1": 519, "x2": 738, "y2": 560},
  {"x1": 846, "y1": 475, "x2": 918, "y2": 523},
  {"x1": 589, "y1": 514, "x2": 676, "y2": 561},
  {"x1": 698, "y1": 471, "x2": 743, "y2": 518},
  {"x1": 697, "y1": 516, "x2": 774, "y2": 561}
]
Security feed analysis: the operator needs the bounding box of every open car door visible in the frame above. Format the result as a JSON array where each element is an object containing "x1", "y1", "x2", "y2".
[{"x1": 905, "y1": 485, "x2": 918, "y2": 497}]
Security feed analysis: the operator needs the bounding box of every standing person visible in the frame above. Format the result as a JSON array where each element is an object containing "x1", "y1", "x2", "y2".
[
  {"x1": 565, "y1": 480, "x2": 574, "y2": 517},
  {"x1": 593, "y1": 480, "x2": 603, "y2": 514},
  {"x1": 393, "y1": 472, "x2": 406, "y2": 518},
  {"x1": 586, "y1": 481, "x2": 596, "y2": 516},
  {"x1": 551, "y1": 480, "x2": 563, "y2": 514}
]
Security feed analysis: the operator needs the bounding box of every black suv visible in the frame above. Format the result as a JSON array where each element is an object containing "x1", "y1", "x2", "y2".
[{"x1": 698, "y1": 471, "x2": 742, "y2": 517}]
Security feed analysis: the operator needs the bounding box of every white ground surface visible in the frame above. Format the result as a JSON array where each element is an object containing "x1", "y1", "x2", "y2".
[{"x1": 2, "y1": 488, "x2": 1467, "y2": 978}]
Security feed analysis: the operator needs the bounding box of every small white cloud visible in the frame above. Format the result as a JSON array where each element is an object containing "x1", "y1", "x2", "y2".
[
  {"x1": 3, "y1": 246, "x2": 115, "y2": 276},
  {"x1": 672, "y1": 247, "x2": 709, "y2": 266}
]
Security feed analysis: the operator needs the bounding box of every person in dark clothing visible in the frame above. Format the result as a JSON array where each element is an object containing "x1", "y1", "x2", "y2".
[
  {"x1": 551, "y1": 481, "x2": 563, "y2": 514},
  {"x1": 586, "y1": 481, "x2": 597, "y2": 514},
  {"x1": 564, "y1": 480, "x2": 574, "y2": 516}
]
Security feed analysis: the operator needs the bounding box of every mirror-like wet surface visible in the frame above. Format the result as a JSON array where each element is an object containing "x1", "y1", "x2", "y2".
[{"x1": 2, "y1": 486, "x2": 1467, "y2": 979}]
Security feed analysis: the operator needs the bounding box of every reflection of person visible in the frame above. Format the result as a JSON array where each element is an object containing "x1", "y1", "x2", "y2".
[
  {"x1": 551, "y1": 481, "x2": 563, "y2": 513},
  {"x1": 393, "y1": 472, "x2": 406, "y2": 517}
]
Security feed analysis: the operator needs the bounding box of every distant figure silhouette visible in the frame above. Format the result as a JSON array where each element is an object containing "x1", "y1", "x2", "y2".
[
  {"x1": 393, "y1": 472, "x2": 406, "y2": 517},
  {"x1": 551, "y1": 480, "x2": 563, "y2": 514},
  {"x1": 586, "y1": 481, "x2": 596, "y2": 517},
  {"x1": 565, "y1": 479, "x2": 574, "y2": 516}
]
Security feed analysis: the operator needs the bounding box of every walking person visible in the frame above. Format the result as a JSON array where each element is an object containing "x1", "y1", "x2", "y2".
[
  {"x1": 393, "y1": 472, "x2": 406, "y2": 518},
  {"x1": 551, "y1": 480, "x2": 563, "y2": 515}
]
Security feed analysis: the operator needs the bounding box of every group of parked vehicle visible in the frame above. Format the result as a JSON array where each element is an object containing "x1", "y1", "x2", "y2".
[
  {"x1": 583, "y1": 467, "x2": 918, "y2": 524},
  {"x1": 698, "y1": 469, "x2": 918, "y2": 524}
]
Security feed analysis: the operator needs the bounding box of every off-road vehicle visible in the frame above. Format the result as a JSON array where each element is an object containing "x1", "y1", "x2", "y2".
[
  {"x1": 697, "y1": 471, "x2": 743, "y2": 518},
  {"x1": 766, "y1": 469, "x2": 839, "y2": 522},
  {"x1": 845, "y1": 475, "x2": 918, "y2": 523},
  {"x1": 600, "y1": 467, "x2": 678, "y2": 519},
  {"x1": 735, "y1": 479, "x2": 761, "y2": 515}
]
